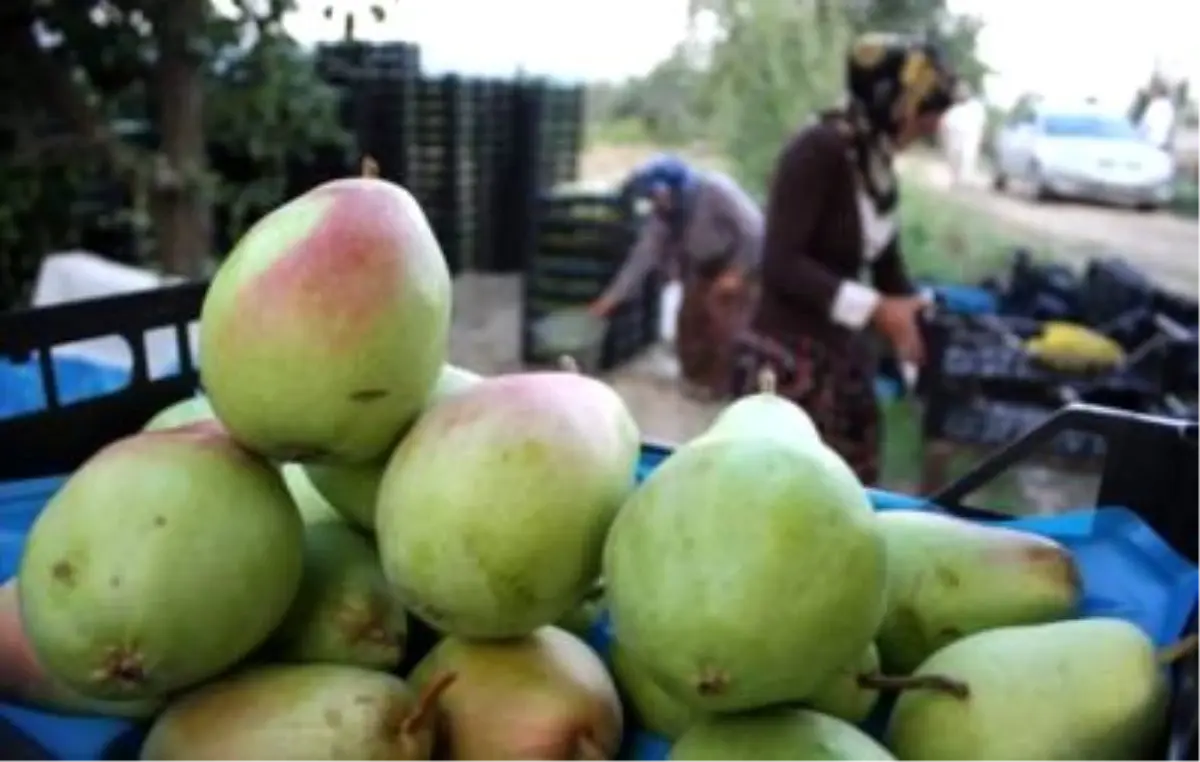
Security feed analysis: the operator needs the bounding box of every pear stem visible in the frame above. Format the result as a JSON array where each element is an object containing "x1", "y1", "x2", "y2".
[
  {"x1": 1157, "y1": 633, "x2": 1199, "y2": 666},
  {"x1": 558, "y1": 355, "x2": 580, "y2": 374},
  {"x1": 856, "y1": 671, "x2": 970, "y2": 700},
  {"x1": 574, "y1": 732, "x2": 606, "y2": 760},
  {"x1": 361, "y1": 155, "x2": 380, "y2": 178},
  {"x1": 757, "y1": 366, "x2": 777, "y2": 395},
  {"x1": 401, "y1": 671, "x2": 456, "y2": 736}
]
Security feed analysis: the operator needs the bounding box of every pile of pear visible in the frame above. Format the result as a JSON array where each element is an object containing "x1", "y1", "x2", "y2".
[
  {"x1": 2, "y1": 161, "x2": 1192, "y2": 761},
  {"x1": 602, "y1": 369, "x2": 1195, "y2": 760}
]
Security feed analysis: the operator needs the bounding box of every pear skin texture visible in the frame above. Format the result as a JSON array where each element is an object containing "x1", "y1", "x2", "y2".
[
  {"x1": 610, "y1": 642, "x2": 696, "y2": 741},
  {"x1": 876, "y1": 511, "x2": 1081, "y2": 673},
  {"x1": 603, "y1": 434, "x2": 886, "y2": 713},
  {"x1": 670, "y1": 708, "x2": 894, "y2": 760},
  {"x1": 17, "y1": 424, "x2": 303, "y2": 701},
  {"x1": 271, "y1": 522, "x2": 407, "y2": 670},
  {"x1": 376, "y1": 372, "x2": 640, "y2": 639},
  {"x1": 408, "y1": 626, "x2": 623, "y2": 760},
  {"x1": 807, "y1": 644, "x2": 881, "y2": 724},
  {"x1": 0, "y1": 581, "x2": 160, "y2": 719},
  {"x1": 886, "y1": 618, "x2": 1170, "y2": 760},
  {"x1": 141, "y1": 664, "x2": 433, "y2": 760},
  {"x1": 199, "y1": 177, "x2": 452, "y2": 465}
]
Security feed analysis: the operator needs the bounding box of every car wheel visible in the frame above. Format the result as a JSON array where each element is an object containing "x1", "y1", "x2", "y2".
[
  {"x1": 992, "y1": 170, "x2": 1008, "y2": 192},
  {"x1": 1135, "y1": 201, "x2": 1160, "y2": 213}
]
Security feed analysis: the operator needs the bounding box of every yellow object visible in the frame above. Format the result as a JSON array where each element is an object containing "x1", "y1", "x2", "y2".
[{"x1": 1023, "y1": 321, "x2": 1126, "y2": 372}]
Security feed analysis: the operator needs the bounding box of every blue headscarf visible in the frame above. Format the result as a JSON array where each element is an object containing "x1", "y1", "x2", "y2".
[{"x1": 624, "y1": 155, "x2": 699, "y2": 238}]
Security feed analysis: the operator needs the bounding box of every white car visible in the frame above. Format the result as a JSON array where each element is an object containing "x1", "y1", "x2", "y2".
[{"x1": 991, "y1": 106, "x2": 1175, "y2": 210}]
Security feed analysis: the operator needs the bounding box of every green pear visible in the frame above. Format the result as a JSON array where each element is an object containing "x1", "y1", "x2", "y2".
[
  {"x1": 377, "y1": 370, "x2": 640, "y2": 638},
  {"x1": 610, "y1": 642, "x2": 696, "y2": 741},
  {"x1": 603, "y1": 399, "x2": 885, "y2": 713},
  {"x1": 302, "y1": 364, "x2": 484, "y2": 532},
  {"x1": 141, "y1": 664, "x2": 439, "y2": 759},
  {"x1": 807, "y1": 644, "x2": 881, "y2": 724},
  {"x1": 142, "y1": 395, "x2": 216, "y2": 431},
  {"x1": 18, "y1": 423, "x2": 303, "y2": 700},
  {"x1": 199, "y1": 176, "x2": 452, "y2": 465},
  {"x1": 271, "y1": 521, "x2": 406, "y2": 669},
  {"x1": 876, "y1": 511, "x2": 1081, "y2": 673},
  {"x1": 671, "y1": 708, "x2": 894, "y2": 760},
  {"x1": 886, "y1": 618, "x2": 1174, "y2": 760},
  {"x1": 705, "y1": 366, "x2": 820, "y2": 446}
]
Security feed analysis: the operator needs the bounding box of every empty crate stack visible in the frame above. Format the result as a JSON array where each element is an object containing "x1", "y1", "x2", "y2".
[
  {"x1": 521, "y1": 192, "x2": 660, "y2": 373},
  {"x1": 411, "y1": 75, "x2": 474, "y2": 274}
]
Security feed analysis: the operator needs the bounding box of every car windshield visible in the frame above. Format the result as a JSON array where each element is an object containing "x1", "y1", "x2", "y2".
[{"x1": 1040, "y1": 113, "x2": 1141, "y2": 140}]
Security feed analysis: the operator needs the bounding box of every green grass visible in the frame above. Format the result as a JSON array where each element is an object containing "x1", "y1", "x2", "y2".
[{"x1": 1170, "y1": 178, "x2": 1198, "y2": 219}]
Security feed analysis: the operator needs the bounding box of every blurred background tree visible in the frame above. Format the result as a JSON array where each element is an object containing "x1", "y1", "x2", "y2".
[
  {"x1": 0, "y1": 1, "x2": 348, "y2": 277},
  {"x1": 586, "y1": 0, "x2": 989, "y2": 196}
]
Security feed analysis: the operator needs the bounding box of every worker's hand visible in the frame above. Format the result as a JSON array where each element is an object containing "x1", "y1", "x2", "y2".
[
  {"x1": 586, "y1": 294, "x2": 616, "y2": 319},
  {"x1": 871, "y1": 294, "x2": 930, "y2": 366}
]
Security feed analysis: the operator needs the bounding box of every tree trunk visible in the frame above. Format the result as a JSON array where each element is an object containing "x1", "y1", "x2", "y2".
[{"x1": 151, "y1": 0, "x2": 212, "y2": 277}]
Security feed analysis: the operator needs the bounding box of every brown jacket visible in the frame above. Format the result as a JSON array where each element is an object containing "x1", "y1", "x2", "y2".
[
  {"x1": 751, "y1": 122, "x2": 914, "y2": 343},
  {"x1": 605, "y1": 171, "x2": 763, "y2": 304}
]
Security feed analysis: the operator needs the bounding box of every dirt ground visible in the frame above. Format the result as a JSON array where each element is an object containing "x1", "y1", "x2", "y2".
[
  {"x1": 447, "y1": 273, "x2": 722, "y2": 445},
  {"x1": 448, "y1": 144, "x2": 1196, "y2": 505}
]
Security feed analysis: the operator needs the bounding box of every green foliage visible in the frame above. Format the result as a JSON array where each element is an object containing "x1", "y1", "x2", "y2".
[
  {"x1": 0, "y1": 0, "x2": 349, "y2": 285},
  {"x1": 586, "y1": 45, "x2": 706, "y2": 146},
  {"x1": 692, "y1": 0, "x2": 853, "y2": 196}
]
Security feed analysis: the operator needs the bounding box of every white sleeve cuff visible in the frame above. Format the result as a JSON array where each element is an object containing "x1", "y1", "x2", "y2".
[{"x1": 830, "y1": 280, "x2": 881, "y2": 330}]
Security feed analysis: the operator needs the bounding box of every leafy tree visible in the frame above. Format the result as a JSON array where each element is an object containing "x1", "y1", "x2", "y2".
[
  {"x1": 0, "y1": 1, "x2": 348, "y2": 278},
  {"x1": 687, "y1": 0, "x2": 854, "y2": 196}
]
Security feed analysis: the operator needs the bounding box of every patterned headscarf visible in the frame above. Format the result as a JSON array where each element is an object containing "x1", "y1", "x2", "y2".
[
  {"x1": 827, "y1": 33, "x2": 959, "y2": 213},
  {"x1": 623, "y1": 154, "x2": 699, "y2": 238}
]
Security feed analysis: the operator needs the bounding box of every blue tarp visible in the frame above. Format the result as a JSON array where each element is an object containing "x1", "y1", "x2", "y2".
[
  {"x1": 0, "y1": 356, "x2": 132, "y2": 420},
  {"x1": 0, "y1": 446, "x2": 1195, "y2": 760}
]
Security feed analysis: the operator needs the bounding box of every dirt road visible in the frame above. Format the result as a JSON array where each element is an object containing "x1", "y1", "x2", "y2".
[{"x1": 905, "y1": 156, "x2": 1199, "y2": 295}]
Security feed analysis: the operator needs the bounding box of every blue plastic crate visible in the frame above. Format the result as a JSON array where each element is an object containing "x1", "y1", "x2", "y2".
[{"x1": 0, "y1": 444, "x2": 1195, "y2": 760}]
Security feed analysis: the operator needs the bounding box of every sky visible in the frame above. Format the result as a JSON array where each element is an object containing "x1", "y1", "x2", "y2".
[{"x1": 284, "y1": 0, "x2": 1198, "y2": 110}]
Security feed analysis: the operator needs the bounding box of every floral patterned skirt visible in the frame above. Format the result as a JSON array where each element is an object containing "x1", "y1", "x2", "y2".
[
  {"x1": 730, "y1": 328, "x2": 882, "y2": 485},
  {"x1": 674, "y1": 269, "x2": 757, "y2": 399}
]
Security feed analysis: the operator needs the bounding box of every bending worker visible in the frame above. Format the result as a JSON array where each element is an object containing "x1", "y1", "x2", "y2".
[
  {"x1": 588, "y1": 156, "x2": 763, "y2": 401},
  {"x1": 731, "y1": 34, "x2": 960, "y2": 484}
]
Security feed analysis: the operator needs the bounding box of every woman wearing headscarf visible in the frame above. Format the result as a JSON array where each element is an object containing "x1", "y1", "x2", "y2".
[
  {"x1": 588, "y1": 155, "x2": 763, "y2": 400},
  {"x1": 731, "y1": 34, "x2": 959, "y2": 484}
]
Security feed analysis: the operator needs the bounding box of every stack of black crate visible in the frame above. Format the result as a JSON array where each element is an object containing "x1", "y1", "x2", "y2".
[
  {"x1": 465, "y1": 78, "x2": 502, "y2": 272},
  {"x1": 520, "y1": 192, "x2": 660, "y2": 373},
  {"x1": 541, "y1": 84, "x2": 585, "y2": 188},
  {"x1": 411, "y1": 75, "x2": 474, "y2": 274},
  {"x1": 362, "y1": 42, "x2": 419, "y2": 186}
]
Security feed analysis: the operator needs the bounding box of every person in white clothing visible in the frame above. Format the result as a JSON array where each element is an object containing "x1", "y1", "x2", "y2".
[
  {"x1": 1139, "y1": 79, "x2": 1177, "y2": 152},
  {"x1": 941, "y1": 82, "x2": 987, "y2": 186}
]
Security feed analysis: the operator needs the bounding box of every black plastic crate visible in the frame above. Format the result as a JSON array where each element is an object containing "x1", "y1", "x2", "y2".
[
  {"x1": 0, "y1": 282, "x2": 206, "y2": 481},
  {"x1": 997, "y1": 248, "x2": 1083, "y2": 321},
  {"x1": 924, "y1": 396, "x2": 1108, "y2": 462},
  {"x1": 921, "y1": 310, "x2": 1175, "y2": 414},
  {"x1": 1081, "y1": 257, "x2": 1159, "y2": 328}
]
